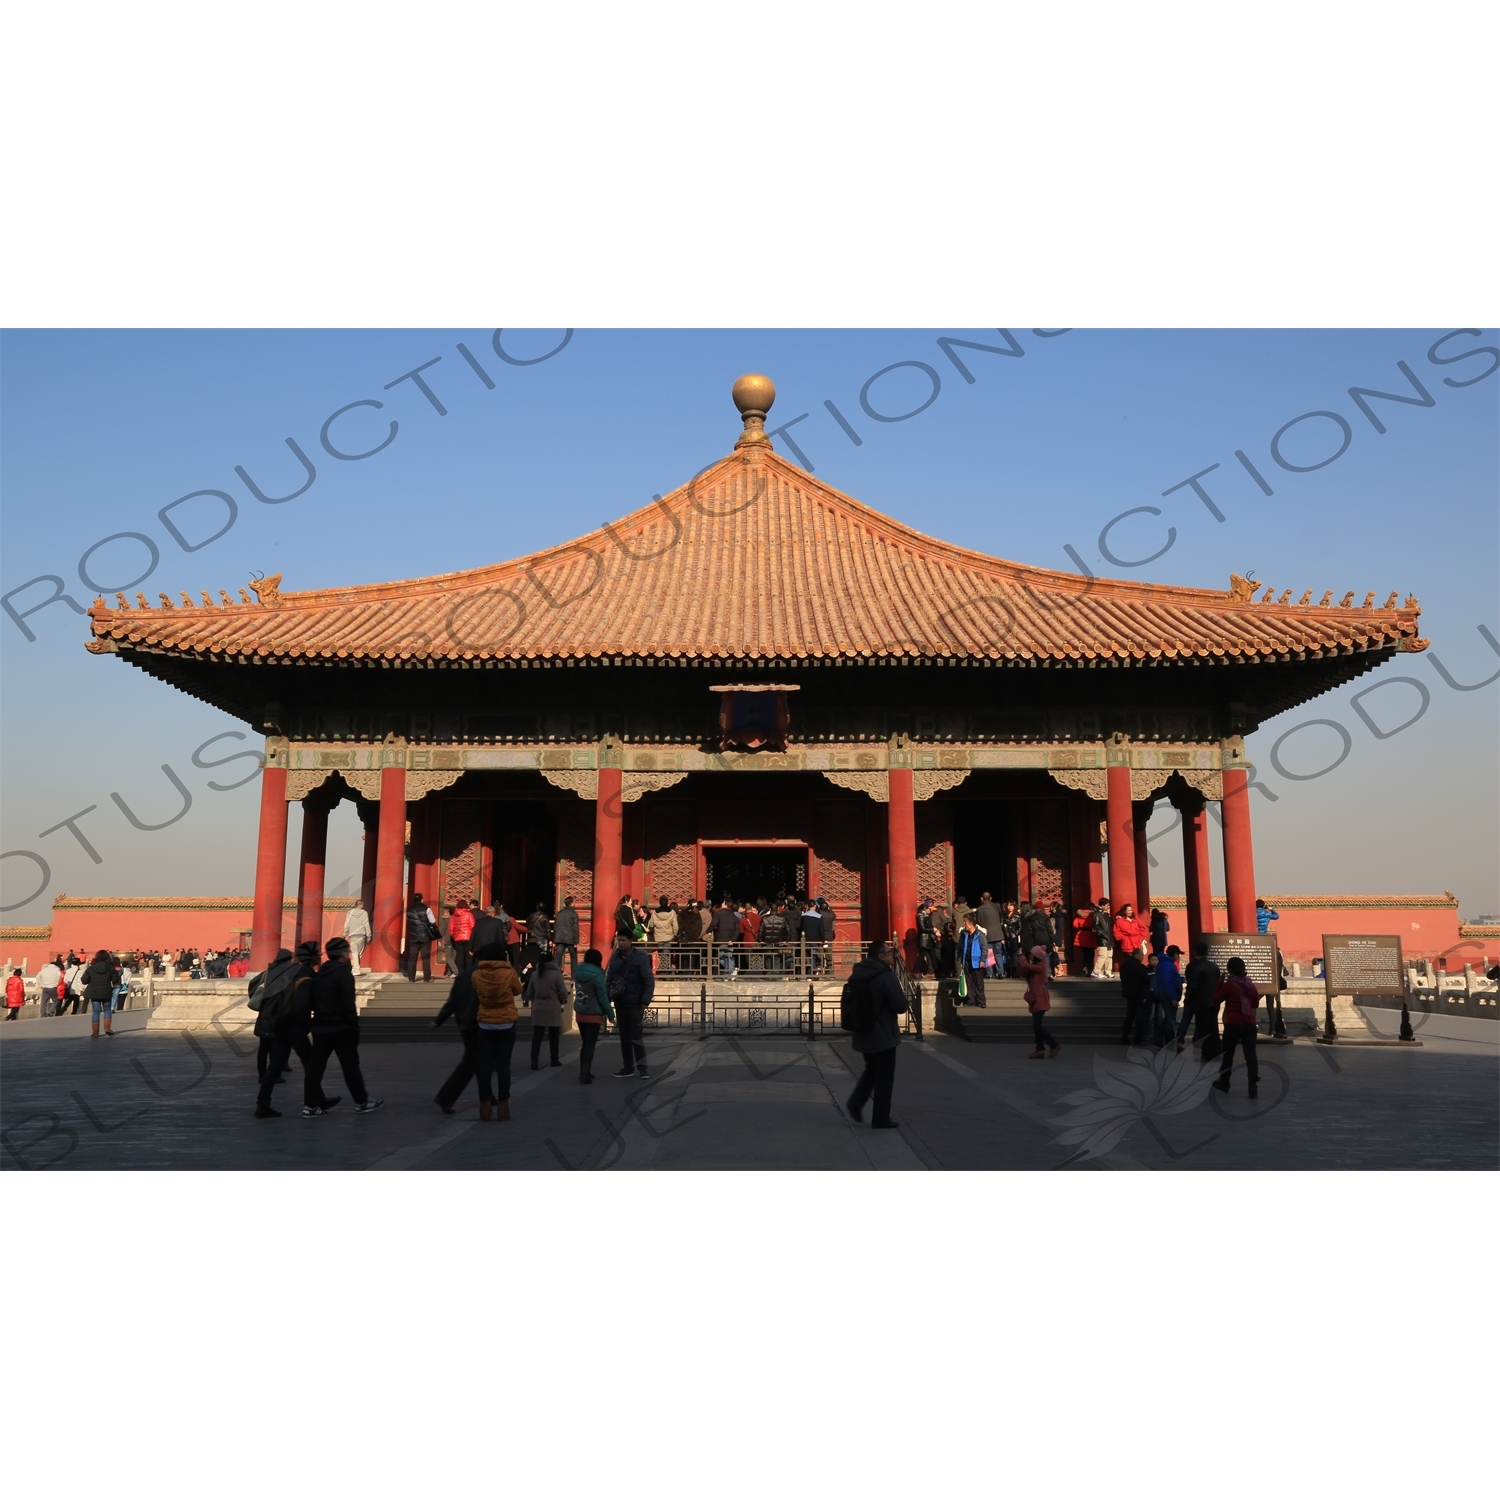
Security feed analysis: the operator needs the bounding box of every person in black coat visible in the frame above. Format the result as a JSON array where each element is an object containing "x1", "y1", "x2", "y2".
[
  {"x1": 431, "y1": 949, "x2": 485, "y2": 1113},
  {"x1": 843, "y1": 940, "x2": 909, "y2": 1129},
  {"x1": 302, "y1": 937, "x2": 381, "y2": 1115},
  {"x1": 607, "y1": 938, "x2": 656, "y2": 1080},
  {"x1": 254, "y1": 944, "x2": 339, "y2": 1118},
  {"x1": 1119, "y1": 952, "x2": 1152, "y2": 1046},
  {"x1": 1178, "y1": 943, "x2": 1223, "y2": 1053},
  {"x1": 81, "y1": 949, "x2": 122, "y2": 1038}
]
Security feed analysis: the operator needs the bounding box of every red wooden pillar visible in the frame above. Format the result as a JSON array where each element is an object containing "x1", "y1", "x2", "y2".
[
  {"x1": 591, "y1": 764, "x2": 624, "y2": 952},
  {"x1": 1181, "y1": 795, "x2": 1215, "y2": 948},
  {"x1": 1221, "y1": 767, "x2": 1257, "y2": 933},
  {"x1": 370, "y1": 764, "x2": 408, "y2": 973},
  {"x1": 1132, "y1": 803, "x2": 1153, "y2": 917},
  {"x1": 1105, "y1": 764, "x2": 1138, "y2": 916},
  {"x1": 294, "y1": 796, "x2": 329, "y2": 951},
  {"x1": 250, "y1": 760, "x2": 289, "y2": 966},
  {"x1": 887, "y1": 765, "x2": 919, "y2": 967},
  {"x1": 1014, "y1": 805, "x2": 1032, "y2": 904}
]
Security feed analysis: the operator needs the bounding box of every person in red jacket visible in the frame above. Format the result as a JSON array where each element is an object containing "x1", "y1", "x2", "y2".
[
  {"x1": 448, "y1": 898, "x2": 476, "y2": 973},
  {"x1": 1212, "y1": 955, "x2": 1261, "y2": 1098},
  {"x1": 1112, "y1": 903, "x2": 1147, "y2": 959},
  {"x1": 1019, "y1": 945, "x2": 1060, "y2": 1059},
  {"x1": 5, "y1": 969, "x2": 24, "y2": 1020}
]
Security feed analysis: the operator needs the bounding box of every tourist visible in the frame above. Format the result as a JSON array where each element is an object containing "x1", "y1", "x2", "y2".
[
  {"x1": 615, "y1": 895, "x2": 637, "y2": 944},
  {"x1": 958, "y1": 912, "x2": 988, "y2": 1008},
  {"x1": 431, "y1": 951, "x2": 482, "y2": 1113},
  {"x1": 473, "y1": 943, "x2": 522, "y2": 1120},
  {"x1": 36, "y1": 956, "x2": 61, "y2": 1017},
  {"x1": 1113, "y1": 902, "x2": 1146, "y2": 962},
  {"x1": 1119, "y1": 950, "x2": 1152, "y2": 1046},
  {"x1": 1071, "y1": 904, "x2": 1097, "y2": 978},
  {"x1": 937, "y1": 912, "x2": 958, "y2": 979},
  {"x1": 551, "y1": 897, "x2": 580, "y2": 973},
  {"x1": 529, "y1": 902, "x2": 552, "y2": 955},
  {"x1": 758, "y1": 899, "x2": 788, "y2": 973},
  {"x1": 253, "y1": 945, "x2": 337, "y2": 1118},
  {"x1": 916, "y1": 899, "x2": 937, "y2": 976},
  {"x1": 711, "y1": 898, "x2": 741, "y2": 977},
  {"x1": 57, "y1": 955, "x2": 85, "y2": 1016},
  {"x1": 1019, "y1": 944, "x2": 1061, "y2": 1059},
  {"x1": 608, "y1": 935, "x2": 655, "y2": 1080},
  {"x1": 842, "y1": 939, "x2": 908, "y2": 1129},
  {"x1": 404, "y1": 891, "x2": 438, "y2": 982},
  {"x1": 1001, "y1": 900, "x2": 1022, "y2": 976},
  {"x1": 1152, "y1": 944, "x2": 1183, "y2": 1044},
  {"x1": 526, "y1": 951, "x2": 568, "y2": 1070},
  {"x1": 1178, "y1": 941, "x2": 1223, "y2": 1053},
  {"x1": 303, "y1": 937, "x2": 382, "y2": 1116},
  {"x1": 1255, "y1": 898, "x2": 1279, "y2": 935},
  {"x1": 1019, "y1": 901, "x2": 1053, "y2": 962},
  {"x1": 1149, "y1": 907, "x2": 1170, "y2": 956},
  {"x1": 648, "y1": 898, "x2": 678, "y2": 959},
  {"x1": 448, "y1": 897, "x2": 476, "y2": 972},
  {"x1": 488, "y1": 901, "x2": 516, "y2": 965},
  {"x1": 1213, "y1": 955, "x2": 1261, "y2": 1098},
  {"x1": 339, "y1": 896, "x2": 371, "y2": 975},
  {"x1": 1090, "y1": 901, "x2": 1114, "y2": 978},
  {"x1": 571, "y1": 947, "x2": 613, "y2": 1083},
  {"x1": 677, "y1": 899, "x2": 703, "y2": 974},
  {"x1": 5, "y1": 969, "x2": 24, "y2": 1021},
  {"x1": 975, "y1": 892, "x2": 1004, "y2": 977},
  {"x1": 798, "y1": 898, "x2": 824, "y2": 975},
  {"x1": 81, "y1": 949, "x2": 121, "y2": 1038}
]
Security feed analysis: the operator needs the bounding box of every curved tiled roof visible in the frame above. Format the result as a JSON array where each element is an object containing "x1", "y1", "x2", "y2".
[{"x1": 87, "y1": 447, "x2": 1424, "y2": 666}]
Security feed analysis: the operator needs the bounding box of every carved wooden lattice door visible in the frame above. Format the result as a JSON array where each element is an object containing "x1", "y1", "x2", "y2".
[{"x1": 440, "y1": 802, "x2": 485, "y2": 911}]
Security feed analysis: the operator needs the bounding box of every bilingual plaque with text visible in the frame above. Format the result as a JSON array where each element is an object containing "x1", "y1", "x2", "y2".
[
  {"x1": 1322, "y1": 934, "x2": 1404, "y2": 999},
  {"x1": 1205, "y1": 932, "x2": 1279, "y2": 989}
]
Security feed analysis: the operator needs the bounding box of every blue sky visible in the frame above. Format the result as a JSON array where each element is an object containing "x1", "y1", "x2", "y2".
[{"x1": 2, "y1": 328, "x2": 1496, "y2": 920}]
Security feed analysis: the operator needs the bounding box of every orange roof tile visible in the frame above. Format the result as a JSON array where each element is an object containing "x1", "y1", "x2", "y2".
[{"x1": 86, "y1": 446, "x2": 1424, "y2": 667}]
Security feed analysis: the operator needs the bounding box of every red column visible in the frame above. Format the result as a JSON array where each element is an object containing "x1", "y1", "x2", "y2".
[
  {"x1": 591, "y1": 765, "x2": 623, "y2": 952},
  {"x1": 251, "y1": 762, "x2": 290, "y2": 966},
  {"x1": 887, "y1": 766, "x2": 919, "y2": 967},
  {"x1": 1132, "y1": 803, "x2": 1153, "y2": 916},
  {"x1": 1105, "y1": 764, "x2": 1138, "y2": 916},
  {"x1": 370, "y1": 764, "x2": 408, "y2": 973},
  {"x1": 1014, "y1": 805, "x2": 1031, "y2": 903},
  {"x1": 1181, "y1": 796, "x2": 1215, "y2": 948},
  {"x1": 294, "y1": 797, "x2": 329, "y2": 951},
  {"x1": 1221, "y1": 767, "x2": 1257, "y2": 932}
]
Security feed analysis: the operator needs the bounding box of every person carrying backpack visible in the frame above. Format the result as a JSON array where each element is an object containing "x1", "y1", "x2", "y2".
[
  {"x1": 253, "y1": 945, "x2": 339, "y2": 1119},
  {"x1": 841, "y1": 939, "x2": 909, "y2": 1129}
]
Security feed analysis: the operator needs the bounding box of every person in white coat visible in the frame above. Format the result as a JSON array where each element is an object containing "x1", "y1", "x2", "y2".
[{"x1": 342, "y1": 898, "x2": 373, "y2": 974}]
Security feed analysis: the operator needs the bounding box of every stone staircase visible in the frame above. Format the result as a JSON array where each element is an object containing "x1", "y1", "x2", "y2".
[
  {"x1": 938, "y1": 977, "x2": 1133, "y2": 1044},
  {"x1": 357, "y1": 976, "x2": 486, "y2": 1042}
]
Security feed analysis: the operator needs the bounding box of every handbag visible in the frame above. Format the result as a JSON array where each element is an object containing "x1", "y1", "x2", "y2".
[{"x1": 957, "y1": 971, "x2": 968, "y2": 999}]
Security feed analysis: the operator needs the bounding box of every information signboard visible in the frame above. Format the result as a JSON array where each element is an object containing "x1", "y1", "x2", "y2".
[
  {"x1": 1322, "y1": 934, "x2": 1404, "y2": 999},
  {"x1": 1204, "y1": 932, "x2": 1279, "y2": 989}
]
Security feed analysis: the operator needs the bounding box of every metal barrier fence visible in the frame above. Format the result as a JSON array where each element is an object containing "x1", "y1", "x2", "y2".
[
  {"x1": 631, "y1": 979, "x2": 925, "y2": 1038},
  {"x1": 638, "y1": 939, "x2": 866, "y2": 982}
]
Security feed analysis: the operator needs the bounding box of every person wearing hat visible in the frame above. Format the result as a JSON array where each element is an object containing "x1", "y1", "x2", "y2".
[
  {"x1": 1019, "y1": 944, "x2": 1060, "y2": 1058},
  {"x1": 302, "y1": 936, "x2": 382, "y2": 1116},
  {"x1": 253, "y1": 942, "x2": 339, "y2": 1119}
]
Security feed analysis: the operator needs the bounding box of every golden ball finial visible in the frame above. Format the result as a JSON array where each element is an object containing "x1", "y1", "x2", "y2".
[
  {"x1": 732, "y1": 373, "x2": 776, "y2": 415},
  {"x1": 732, "y1": 373, "x2": 775, "y2": 449}
]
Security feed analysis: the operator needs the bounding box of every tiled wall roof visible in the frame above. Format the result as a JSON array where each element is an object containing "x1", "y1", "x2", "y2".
[{"x1": 87, "y1": 448, "x2": 1423, "y2": 667}]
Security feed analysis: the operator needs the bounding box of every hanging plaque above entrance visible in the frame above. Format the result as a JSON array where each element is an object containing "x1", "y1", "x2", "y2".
[{"x1": 709, "y1": 683, "x2": 800, "y2": 752}]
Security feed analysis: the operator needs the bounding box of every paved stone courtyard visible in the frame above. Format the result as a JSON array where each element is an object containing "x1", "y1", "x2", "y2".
[{"x1": 2, "y1": 1012, "x2": 1494, "y2": 1170}]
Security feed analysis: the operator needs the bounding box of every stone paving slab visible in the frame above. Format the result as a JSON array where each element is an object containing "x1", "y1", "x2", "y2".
[{"x1": 2, "y1": 1018, "x2": 1494, "y2": 1171}]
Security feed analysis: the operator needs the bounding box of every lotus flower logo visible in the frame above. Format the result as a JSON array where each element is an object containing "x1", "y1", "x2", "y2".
[{"x1": 1051, "y1": 1047, "x2": 1222, "y2": 1162}]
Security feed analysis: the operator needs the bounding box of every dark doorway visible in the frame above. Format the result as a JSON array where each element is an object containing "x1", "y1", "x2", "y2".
[
  {"x1": 704, "y1": 847, "x2": 807, "y2": 905},
  {"x1": 950, "y1": 803, "x2": 1018, "y2": 907}
]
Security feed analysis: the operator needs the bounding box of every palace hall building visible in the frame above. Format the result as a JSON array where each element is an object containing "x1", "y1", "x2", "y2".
[{"x1": 85, "y1": 375, "x2": 1427, "y2": 970}]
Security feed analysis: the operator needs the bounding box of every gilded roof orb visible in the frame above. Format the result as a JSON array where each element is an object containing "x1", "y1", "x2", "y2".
[{"x1": 732, "y1": 373, "x2": 776, "y2": 416}]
